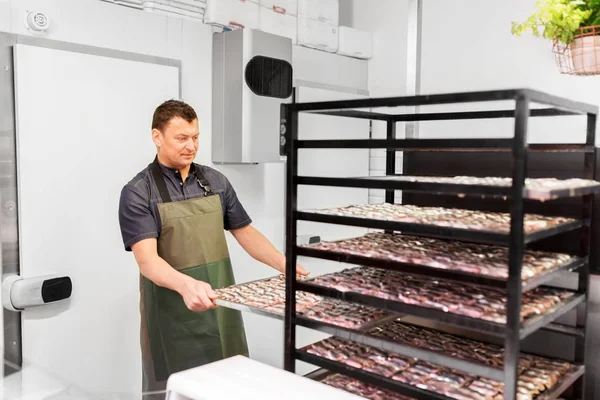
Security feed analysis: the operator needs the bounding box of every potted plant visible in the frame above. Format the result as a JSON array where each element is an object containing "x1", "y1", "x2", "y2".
[{"x1": 511, "y1": 0, "x2": 600, "y2": 75}]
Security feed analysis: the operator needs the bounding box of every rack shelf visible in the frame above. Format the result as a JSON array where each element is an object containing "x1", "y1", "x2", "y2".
[
  {"x1": 297, "y1": 211, "x2": 584, "y2": 246},
  {"x1": 297, "y1": 280, "x2": 584, "y2": 339},
  {"x1": 301, "y1": 329, "x2": 582, "y2": 399},
  {"x1": 296, "y1": 246, "x2": 585, "y2": 293},
  {"x1": 295, "y1": 316, "x2": 505, "y2": 381},
  {"x1": 297, "y1": 346, "x2": 584, "y2": 400},
  {"x1": 281, "y1": 88, "x2": 598, "y2": 400},
  {"x1": 288, "y1": 88, "x2": 598, "y2": 114},
  {"x1": 297, "y1": 175, "x2": 600, "y2": 200},
  {"x1": 296, "y1": 351, "x2": 452, "y2": 400},
  {"x1": 538, "y1": 366, "x2": 586, "y2": 400},
  {"x1": 297, "y1": 138, "x2": 595, "y2": 154},
  {"x1": 306, "y1": 107, "x2": 581, "y2": 122}
]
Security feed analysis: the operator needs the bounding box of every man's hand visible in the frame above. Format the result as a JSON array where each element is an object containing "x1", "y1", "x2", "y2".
[
  {"x1": 282, "y1": 264, "x2": 309, "y2": 276},
  {"x1": 178, "y1": 277, "x2": 217, "y2": 312},
  {"x1": 272, "y1": 262, "x2": 309, "y2": 277}
]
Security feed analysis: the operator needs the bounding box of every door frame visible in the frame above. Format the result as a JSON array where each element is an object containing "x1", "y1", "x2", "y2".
[{"x1": 0, "y1": 32, "x2": 181, "y2": 376}]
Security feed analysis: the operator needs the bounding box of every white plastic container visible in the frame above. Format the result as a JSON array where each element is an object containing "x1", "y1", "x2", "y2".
[
  {"x1": 337, "y1": 26, "x2": 373, "y2": 59},
  {"x1": 297, "y1": 0, "x2": 338, "y2": 25},
  {"x1": 205, "y1": 0, "x2": 259, "y2": 30},
  {"x1": 260, "y1": 0, "x2": 297, "y2": 16},
  {"x1": 144, "y1": 0, "x2": 206, "y2": 11},
  {"x1": 297, "y1": 17, "x2": 338, "y2": 53},
  {"x1": 259, "y1": 6, "x2": 297, "y2": 43},
  {"x1": 142, "y1": 0, "x2": 205, "y2": 19}
]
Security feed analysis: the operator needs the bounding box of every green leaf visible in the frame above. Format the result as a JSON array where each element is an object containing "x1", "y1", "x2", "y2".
[{"x1": 510, "y1": 0, "x2": 592, "y2": 44}]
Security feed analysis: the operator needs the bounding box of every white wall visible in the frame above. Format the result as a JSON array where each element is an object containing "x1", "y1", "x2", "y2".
[
  {"x1": 417, "y1": 0, "x2": 600, "y2": 145},
  {"x1": 347, "y1": 0, "x2": 410, "y2": 204},
  {"x1": 347, "y1": 0, "x2": 600, "y2": 189},
  {"x1": 416, "y1": 0, "x2": 598, "y2": 144},
  {"x1": 0, "y1": 0, "x2": 369, "y2": 393}
]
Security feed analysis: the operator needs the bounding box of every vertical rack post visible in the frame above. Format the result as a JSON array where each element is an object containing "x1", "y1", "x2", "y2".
[
  {"x1": 283, "y1": 103, "x2": 299, "y2": 373},
  {"x1": 573, "y1": 112, "x2": 597, "y2": 399},
  {"x1": 503, "y1": 92, "x2": 529, "y2": 400},
  {"x1": 385, "y1": 119, "x2": 397, "y2": 204}
]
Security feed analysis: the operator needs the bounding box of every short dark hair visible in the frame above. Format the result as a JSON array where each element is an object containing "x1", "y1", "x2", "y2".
[{"x1": 152, "y1": 99, "x2": 197, "y2": 131}]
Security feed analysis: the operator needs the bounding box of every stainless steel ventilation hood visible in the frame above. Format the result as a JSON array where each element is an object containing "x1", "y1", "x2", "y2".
[{"x1": 212, "y1": 28, "x2": 293, "y2": 164}]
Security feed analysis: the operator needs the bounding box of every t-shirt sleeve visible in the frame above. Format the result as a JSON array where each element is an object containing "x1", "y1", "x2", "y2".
[
  {"x1": 118, "y1": 184, "x2": 158, "y2": 251},
  {"x1": 222, "y1": 176, "x2": 252, "y2": 230}
]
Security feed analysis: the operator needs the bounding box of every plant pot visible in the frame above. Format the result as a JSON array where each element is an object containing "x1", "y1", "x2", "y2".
[{"x1": 570, "y1": 35, "x2": 600, "y2": 74}]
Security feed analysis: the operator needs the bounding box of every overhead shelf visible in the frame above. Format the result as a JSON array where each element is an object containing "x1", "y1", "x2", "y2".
[
  {"x1": 297, "y1": 138, "x2": 515, "y2": 152},
  {"x1": 287, "y1": 88, "x2": 599, "y2": 114},
  {"x1": 305, "y1": 107, "x2": 582, "y2": 122},
  {"x1": 297, "y1": 138, "x2": 595, "y2": 154},
  {"x1": 298, "y1": 175, "x2": 600, "y2": 201}
]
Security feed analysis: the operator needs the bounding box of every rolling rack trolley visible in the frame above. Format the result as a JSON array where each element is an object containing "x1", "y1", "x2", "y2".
[{"x1": 280, "y1": 88, "x2": 600, "y2": 400}]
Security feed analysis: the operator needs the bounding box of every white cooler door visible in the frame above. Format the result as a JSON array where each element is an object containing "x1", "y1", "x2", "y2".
[{"x1": 11, "y1": 43, "x2": 179, "y2": 397}]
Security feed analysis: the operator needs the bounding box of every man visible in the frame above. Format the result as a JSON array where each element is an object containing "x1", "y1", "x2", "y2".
[{"x1": 118, "y1": 99, "x2": 307, "y2": 392}]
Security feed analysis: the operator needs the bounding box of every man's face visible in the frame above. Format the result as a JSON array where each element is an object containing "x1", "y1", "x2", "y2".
[{"x1": 153, "y1": 117, "x2": 199, "y2": 169}]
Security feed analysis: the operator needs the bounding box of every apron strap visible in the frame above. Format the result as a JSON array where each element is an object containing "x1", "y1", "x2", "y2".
[
  {"x1": 151, "y1": 156, "x2": 173, "y2": 203},
  {"x1": 194, "y1": 166, "x2": 213, "y2": 196},
  {"x1": 151, "y1": 156, "x2": 213, "y2": 203}
]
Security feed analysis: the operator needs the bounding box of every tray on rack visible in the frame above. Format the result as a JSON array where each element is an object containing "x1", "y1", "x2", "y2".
[
  {"x1": 296, "y1": 311, "x2": 582, "y2": 382},
  {"x1": 215, "y1": 275, "x2": 399, "y2": 331},
  {"x1": 298, "y1": 334, "x2": 581, "y2": 400},
  {"x1": 298, "y1": 232, "x2": 583, "y2": 291},
  {"x1": 298, "y1": 203, "x2": 583, "y2": 245},
  {"x1": 315, "y1": 372, "x2": 572, "y2": 400},
  {"x1": 319, "y1": 372, "x2": 416, "y2": 400},
  {"x1": 298, "y1": 175, "x2": 600, "y2": 201},
  {"x1": 297, "y1": 267, "x2": 583, "y2": 338}
]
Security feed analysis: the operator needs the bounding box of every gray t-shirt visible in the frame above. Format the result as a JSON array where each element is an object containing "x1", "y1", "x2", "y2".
[{"x1": 118, "y1": 161, "x2": 252, "y2": 251}]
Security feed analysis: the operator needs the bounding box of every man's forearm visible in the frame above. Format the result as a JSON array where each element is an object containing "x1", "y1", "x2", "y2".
[
  {"x1": 231, "y1": 225, "x2": 286, "y2": 272},
  {"x1": 137, "y1": 254, "x2": 192, "y2": 294}
]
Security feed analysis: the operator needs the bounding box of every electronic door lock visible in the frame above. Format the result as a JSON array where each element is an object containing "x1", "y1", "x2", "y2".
[
  {"x1": 297, "y1": 234, "x2": 320, "y2": 245},
  {"x1": 2, "y1": 274, "x2": 72, "y2": 311}
]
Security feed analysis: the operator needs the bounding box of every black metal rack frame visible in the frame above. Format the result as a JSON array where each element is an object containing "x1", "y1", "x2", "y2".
[{"x1": 281, "y1": 88, "x2": 599, "y2": 400}]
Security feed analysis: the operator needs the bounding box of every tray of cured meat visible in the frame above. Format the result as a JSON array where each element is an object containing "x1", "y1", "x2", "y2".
[
  {"x1": 301, "y1": 267, "x2": 579, "y2": 330},
  {"x1": 303, "y1": 203, "x2": 577, "y2": 236},
  {"x1": 301, "y1": 335, "x2": 582, "y2": 400},
  {"x1": 300, "y1": 232, "x2": 579, "y2": 286},
  {"x1": 355, "y1": 175, "x2": 600, "y2": 201},
  {"x1": 320, "y1": 373, "x2": 416, "y2": 400},
  {"x1": 366, "y1": 320, "x2": 557, "y2": 374},
  {"x1": 214, "y1": 275, "x2": 398, "y2": 330},
  {"x1": 318, "y1": 373, "x2": 570, "y2": 400}
]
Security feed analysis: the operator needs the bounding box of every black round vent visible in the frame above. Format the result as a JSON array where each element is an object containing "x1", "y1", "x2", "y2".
[{"x1": 245, "y1": 56, "x2": 293, "y2": 99}]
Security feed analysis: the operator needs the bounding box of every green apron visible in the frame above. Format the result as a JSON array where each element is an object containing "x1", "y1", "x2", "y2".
[{"x1": 140, "y1": 158, "x2": 249, "y2": 392}]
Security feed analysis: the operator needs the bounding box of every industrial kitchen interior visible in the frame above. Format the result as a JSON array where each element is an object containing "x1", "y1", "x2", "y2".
[{"x1": 1, "y1": 0, "x2": 600, "y2": 399}]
